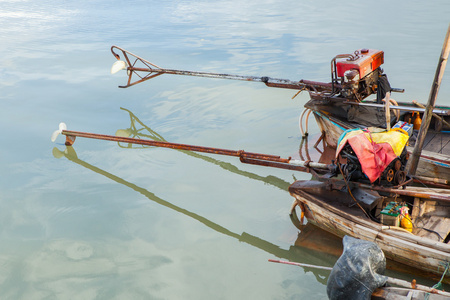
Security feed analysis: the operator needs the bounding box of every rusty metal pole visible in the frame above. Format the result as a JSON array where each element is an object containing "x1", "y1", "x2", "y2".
[
  {"x1": 60, "y1": 129, "x2": 331, "y2": 173},
  {"x1": 408, "y1": 23, "x2": 450, "y2": 176}
]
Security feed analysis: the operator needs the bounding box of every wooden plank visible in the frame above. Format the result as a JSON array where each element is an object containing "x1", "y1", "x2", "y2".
[
  {"x1": 410, "y1": 198, "x2": 421, "y2": 221},
  {"x1": 443, "y1": 139, "x2": 450, "y2": 156},
  {"x1": 421, "y1": 131, "x2": 438, "y2": 149}
]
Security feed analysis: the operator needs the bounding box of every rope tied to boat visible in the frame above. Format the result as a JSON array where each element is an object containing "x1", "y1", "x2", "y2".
[
  {"x1": 424, "y1": 262, "x2": 450, "y2": 300},
  {"x1": 304, "y1": 160, "x2": 312, "y2": 173},
  {"x1": 291, "y1": 87, "x2": 308, "y2": 100}
]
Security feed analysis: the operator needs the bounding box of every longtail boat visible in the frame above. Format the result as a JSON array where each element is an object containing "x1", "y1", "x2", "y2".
[
  {"x1": 293, "y1": 128, "x2": 450, "y2": 282},
  {"x1": 108, "y1": 40, "x2": 450, "y2": 186}
]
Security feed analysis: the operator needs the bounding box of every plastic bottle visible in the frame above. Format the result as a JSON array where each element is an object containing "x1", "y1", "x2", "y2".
[
  {"x1": 413, "y1": 112, "x2": 422, "y2": 130},
  {"x1": 400, "y1": 206, "x2": 413, "y2": 232}
]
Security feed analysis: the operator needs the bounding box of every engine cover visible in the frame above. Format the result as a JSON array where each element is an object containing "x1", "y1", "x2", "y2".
[{"x1": 336, "y1": 49, "x2": 384, "y2": 79}]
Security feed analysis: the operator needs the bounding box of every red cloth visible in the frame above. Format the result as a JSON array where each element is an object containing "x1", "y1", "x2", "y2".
[{"x1": 345, "y1": 133, "x2": 397, "y2": 183}]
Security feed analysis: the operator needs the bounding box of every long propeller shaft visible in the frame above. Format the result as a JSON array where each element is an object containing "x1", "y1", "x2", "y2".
[
  {"x1": 60, "y1": 129, "x2": 330, "y2": 173},
  {"x1": 110, "y1": 45, "x2": 335, "y2": 91}
]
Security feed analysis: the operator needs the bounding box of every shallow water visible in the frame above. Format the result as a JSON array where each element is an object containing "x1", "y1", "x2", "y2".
[{"x1": 1, "y1": 1, "x2": 450, "y2": 299}]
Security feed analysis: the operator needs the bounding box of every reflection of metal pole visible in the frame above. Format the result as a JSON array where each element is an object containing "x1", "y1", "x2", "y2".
[
  {"x1": 408, "y1": 24, "x2": 450, "y2": 175},
  {"x1": 52, "y1": 145, "x2": 334, "y2": 284},
  {"x1": 118, "y1": 108, "x2": 292, "y2": 191}
]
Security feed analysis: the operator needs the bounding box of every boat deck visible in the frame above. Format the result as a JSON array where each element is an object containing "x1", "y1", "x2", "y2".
[{"x1": 420, "y1": 131, "x2": 450, "y2": 155}]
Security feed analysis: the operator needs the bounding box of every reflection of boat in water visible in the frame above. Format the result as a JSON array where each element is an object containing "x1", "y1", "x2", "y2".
[
  {"x1": 53, "y1": 107, "x2": 449, "y2": 290},
  {"x1": 53, "y1": 145, "x2": 339, "y2": 285},
  {"x1": 115, "y1": 107, "x2": 291, "y2": 191},
  {"x1": 51, "y1": 109, "x2": 332, "y2": 286}
]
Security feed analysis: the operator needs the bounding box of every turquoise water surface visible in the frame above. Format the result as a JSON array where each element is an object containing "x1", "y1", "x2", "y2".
[{"x1": 1, "y1": 1, "x2": 450, "y2": 299}]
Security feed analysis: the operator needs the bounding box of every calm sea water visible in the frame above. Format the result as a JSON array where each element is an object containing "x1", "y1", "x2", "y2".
[{"x1": 1, "y1": 1, "x2": 450, "y2": 299}]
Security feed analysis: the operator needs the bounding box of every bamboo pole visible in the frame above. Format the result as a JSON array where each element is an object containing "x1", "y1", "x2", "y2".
[
  {"x1": 385, "y1": 92, "x2": 391, "y2": 131},
  {"x1": 408, "y1": 24, "x2": 450, "y2": 175}
]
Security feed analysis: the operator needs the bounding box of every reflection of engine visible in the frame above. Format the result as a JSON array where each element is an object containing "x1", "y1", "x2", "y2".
[{"x1": 339, "y1": 144, "x2": 408, "y2": 186}]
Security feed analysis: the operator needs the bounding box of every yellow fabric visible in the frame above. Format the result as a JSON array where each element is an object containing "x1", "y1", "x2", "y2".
[{"x1": 369, "y1": 130, "x2": 409, "y2": 157}]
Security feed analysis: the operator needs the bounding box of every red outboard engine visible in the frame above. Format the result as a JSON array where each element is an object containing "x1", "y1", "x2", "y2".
[{"x1": 331, "y1": 49, "x2": 384, "y2": 100}]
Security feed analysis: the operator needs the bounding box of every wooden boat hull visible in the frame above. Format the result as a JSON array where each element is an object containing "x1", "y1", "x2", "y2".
[
  {"x1": 289, "y1": 181, "x2": 450, "y2": 280},
  {"x1": 312, "y1": 110, "x2": 450, "y2": 185}
]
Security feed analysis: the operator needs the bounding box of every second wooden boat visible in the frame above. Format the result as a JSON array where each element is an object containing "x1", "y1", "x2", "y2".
[{"x1": 289, "y1": 179, "x2": 450, "y2": 281}]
